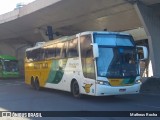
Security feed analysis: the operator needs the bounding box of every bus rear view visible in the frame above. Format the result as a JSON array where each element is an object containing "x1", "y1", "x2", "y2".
[{"x1": 91, "y1": 32, "x2": 148, "y2": 96}]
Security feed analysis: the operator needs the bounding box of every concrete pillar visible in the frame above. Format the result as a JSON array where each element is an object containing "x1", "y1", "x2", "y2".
[
  {"x1": 16, "y1": 44, "x2": 31, "y2": 76},
  {"x1": 0, "y1": 43, "x2": 16, "y2": 56},
  {"x1": 134, "y1": 2, "x2": 160, "y2": 78}
]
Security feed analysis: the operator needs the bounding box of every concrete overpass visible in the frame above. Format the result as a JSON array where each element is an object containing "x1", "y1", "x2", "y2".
[{"x1": 0, "y1": 0, "x2": 160, "y2": 77}]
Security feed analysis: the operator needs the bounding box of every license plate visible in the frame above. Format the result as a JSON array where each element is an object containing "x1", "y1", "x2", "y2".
[
  {"x1": 119, "y1": 89, "x2": 126, "y2": 92},
  {"x1": 109, "y1": 79, "x2": 122, "y2": 86}
]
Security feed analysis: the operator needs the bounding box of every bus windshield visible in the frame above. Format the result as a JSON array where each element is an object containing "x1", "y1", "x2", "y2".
[
  {"x1": 96, "y1": 47, "x2": 139, "y2": 77},
  {"x1": 3, "y1": 60, "x2": 19, "y2": 72},
  {"x1": 94, "y1": 34, "x2": 139, "y2": 78}
]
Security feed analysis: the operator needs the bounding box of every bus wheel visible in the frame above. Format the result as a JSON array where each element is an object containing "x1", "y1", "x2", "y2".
[
  {"x1": 31, "y1": 77, "x2": 35, "y2": 89},
  {"x1": 72, "y1": 80, "x2": 81, "y2": 98},
  {"x1": 35, "y1": 79, "x2": 40, "y2": 91}
]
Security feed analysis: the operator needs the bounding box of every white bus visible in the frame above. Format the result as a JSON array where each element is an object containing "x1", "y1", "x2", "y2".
[{"x1": 25, "y1": 31, "x2": 148, "y2": 97}]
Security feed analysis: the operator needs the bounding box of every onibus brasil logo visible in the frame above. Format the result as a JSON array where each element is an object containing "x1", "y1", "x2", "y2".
[{"x1": 1, "y1": 112, "x2": 42, "y2": 118}]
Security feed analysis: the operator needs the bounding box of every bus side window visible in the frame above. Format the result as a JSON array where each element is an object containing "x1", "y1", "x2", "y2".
[
  {"x1": 45, "y1": 45, "x2": 56, "y2": 59},
  {"x1": 61, "y1": 42, "x2": 68, "y2": 58},
  {"x1": 26, "y1": 51, "x2": 33, "y2": 62},
  {"x1": 33, "y1": 48, "x2": 44, "y2": 61},
  {"x1": 68, "y1": 38, "x2": 78, "y2": 58},
  {"x1": 39, "y1": 48, "x2": 45, "y2": 60},
  {"x1": 56, "y1": 43, "x2": 64, "y2": 58}
]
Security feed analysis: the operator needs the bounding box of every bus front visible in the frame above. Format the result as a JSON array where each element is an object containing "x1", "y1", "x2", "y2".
[
  {"x1": 0, "y1": 58, "x2": 19, "y2": 78},
  {"x1": 93, "y1": 32, "x2": 144, "y2": 96}
]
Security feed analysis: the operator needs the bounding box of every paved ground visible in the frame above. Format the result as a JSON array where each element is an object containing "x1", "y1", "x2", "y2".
[
  {"x1": 0, "y1": 79, "x2": 159, "y2": 120},
  {"x1": 141, "y1": 77, "x2": 160, "y2": 94}
]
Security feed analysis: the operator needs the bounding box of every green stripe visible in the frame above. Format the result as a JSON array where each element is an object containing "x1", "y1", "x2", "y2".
[
  {"x1": 47, "y1": 59, "x2": 67, "y2": 84},
  {"x1": 121, "y1": 77, "x2": 135, "y2": 85},
  {"x1": 0, "y1": 55, "x2": 17, "y2": 60}
]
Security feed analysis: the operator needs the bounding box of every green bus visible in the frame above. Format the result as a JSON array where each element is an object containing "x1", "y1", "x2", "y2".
[{"x1": 0, "y1": 55, "x2": 19, "y2": 78}]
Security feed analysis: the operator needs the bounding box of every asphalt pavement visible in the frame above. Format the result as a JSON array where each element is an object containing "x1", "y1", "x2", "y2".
[{"x1": 0, "y1": 78, "x2": 159, "y2": 120}]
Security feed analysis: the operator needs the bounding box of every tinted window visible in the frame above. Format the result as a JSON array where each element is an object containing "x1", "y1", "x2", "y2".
[
  {"x1": 68, "y1": 38, "x2": 78, "y2": 57},
  {"x1": 26, "y1": 51, "x2": 33, "y2": 61},
  {"x1": 45, "y1": 45, "x2": 56, "y2": 59},
  {"x1": 56, "y1": 43, "x2": 64, "y2": 58},
  {"x1": 35, "y1": 48, "x2": 44, "y2": 61},
  {"x1": 61, "y1": 42, "x2": 68, "y2": 58},
  {"x1": 26, "y1": 48, "x2": 44, "y2": 61}
]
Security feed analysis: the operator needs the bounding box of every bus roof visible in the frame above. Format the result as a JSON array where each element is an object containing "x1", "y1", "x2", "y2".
[
  {"x1": 26, "y1": 31, "x2": 132, "y2": 51},
  {"x1": 44, "y1": 35, "x2": 76, "y2": 46},
  {"x1": 0, "y1": 55, "x2": 17, "y2": 60},
  {"x1": 26, "y1": 35, "x2": 76, "y2": 51},
  {"x1": 79, "y1": 31, "x2": 130, "y2": 36}
]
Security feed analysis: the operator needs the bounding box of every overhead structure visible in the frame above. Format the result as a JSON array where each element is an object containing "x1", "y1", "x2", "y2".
[
  {"x1": 134, "y1": 1, "x2": 160, "y2": 77},
  {"x1": 0, "y1": 0, "x2": 160, "y2": 77}
]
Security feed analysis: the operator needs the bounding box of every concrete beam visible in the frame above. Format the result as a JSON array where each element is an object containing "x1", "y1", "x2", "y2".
[{"x1": 134, "y1": 2, "x2": 160, "y2": 77}]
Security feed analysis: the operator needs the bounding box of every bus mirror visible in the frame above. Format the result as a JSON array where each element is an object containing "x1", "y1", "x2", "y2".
[
  {"x1": 136, "y1": 46, "x2": 148, "y2": 60},
  {"x1": 91, "y1": 43, "x2": 99, "y2": 58}
]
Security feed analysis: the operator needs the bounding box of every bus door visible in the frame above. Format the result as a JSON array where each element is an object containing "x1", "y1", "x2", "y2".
[{"x1": 80, "y1": 35, "x2": 96, "y2": 95}]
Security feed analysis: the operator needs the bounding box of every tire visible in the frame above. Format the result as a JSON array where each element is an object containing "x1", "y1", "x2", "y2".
[
  {"x1": 34, "y1": 78, "x2": 40, "y2": 90},
  {"x1": 72, "y1": 80, "x2": 81, "y2": 98},
  {"x1": 31, "y1": 77, "x2": 35, "y2": 89}
]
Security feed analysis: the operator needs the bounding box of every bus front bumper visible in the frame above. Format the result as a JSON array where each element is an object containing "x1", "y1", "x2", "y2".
[{"x1": 95, "y1": 83, "x2": 141, "y2": 96}]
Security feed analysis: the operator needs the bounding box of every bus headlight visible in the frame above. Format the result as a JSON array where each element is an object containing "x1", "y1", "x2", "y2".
[
  {"x1": 135, "y1": 79, "x2": 141, "y2": 84},
  {"x1": 96, "y1": 80, "x2": 110, "y2": 85}
]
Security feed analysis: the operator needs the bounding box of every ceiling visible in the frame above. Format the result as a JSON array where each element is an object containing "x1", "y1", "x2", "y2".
[{"x1": 0, "y1": 0, "x2": 159, "y2": 45}]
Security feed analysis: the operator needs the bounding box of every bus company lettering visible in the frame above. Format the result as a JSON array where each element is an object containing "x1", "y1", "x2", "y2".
[
  {"x1": 69, "y1": 63, "x2": 79, "y2": 68},
  {"x1": 34, "y1": 63, "x2": 48, "y2": 69}
]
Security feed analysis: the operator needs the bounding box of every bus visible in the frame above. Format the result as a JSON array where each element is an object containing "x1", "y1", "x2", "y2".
[
  {"x1": 0, "y1": 55, "x2": 20, "y2": 78},
  {"x1": 25, "y1": 31, "x2": 148, "y2": 97}
]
